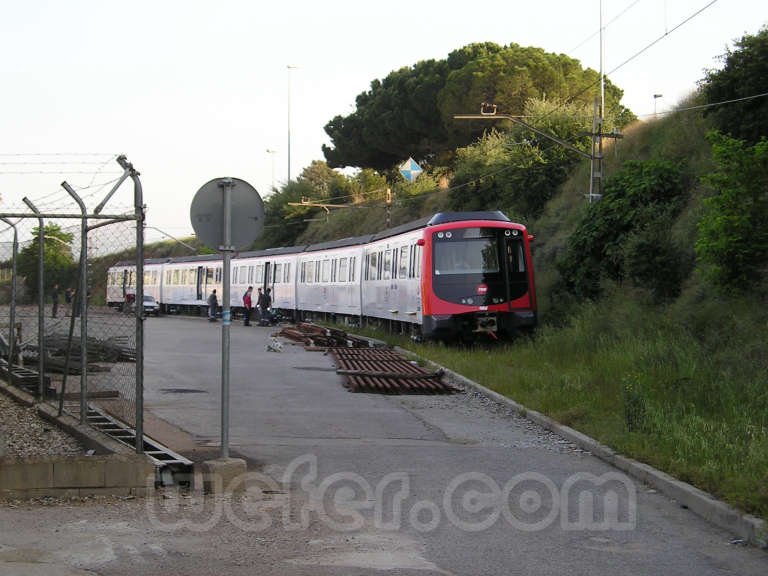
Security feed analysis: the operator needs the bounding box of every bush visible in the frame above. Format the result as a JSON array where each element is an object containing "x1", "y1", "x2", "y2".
[{"x1": 695, "y1": 132, "x2": 768, "y2": 292}]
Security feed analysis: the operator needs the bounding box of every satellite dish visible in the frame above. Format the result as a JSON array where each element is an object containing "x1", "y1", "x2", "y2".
[{"x1": 190, "y1": 177, "x2": 264, "y2": 251}]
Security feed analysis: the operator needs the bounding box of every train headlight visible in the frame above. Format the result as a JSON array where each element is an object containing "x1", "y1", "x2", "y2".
[
  {"x1": 438, "y1": 232, "x2": 444, "y2": 238},
  {"x1": 446, "y1": 231, "x2": 452, "y2": 238},
  {"x1": 504, "y1": 230, "x2": 511, "y2": 236},
  {"x1": 512, "y1": 230, "x2": 519, "y2": 236}
]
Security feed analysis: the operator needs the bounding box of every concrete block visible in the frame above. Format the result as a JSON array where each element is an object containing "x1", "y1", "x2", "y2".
[
  {"x1": 53, "y1": 457, "x2": 106, "y2": 488},
  {"x1": 104, "y1": 455, "x2": 155, "y2": 488},
  {"x1": 0, "y1": 460, "x2": 53, "y2": 490},
  {"x1": 200, "y1": 458, "x2": 247, "y2": 494}
]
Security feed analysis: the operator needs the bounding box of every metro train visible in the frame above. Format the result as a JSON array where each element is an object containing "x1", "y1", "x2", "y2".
[{"x1": 106, "y1": 211, "x2": 537, "y2": 339}]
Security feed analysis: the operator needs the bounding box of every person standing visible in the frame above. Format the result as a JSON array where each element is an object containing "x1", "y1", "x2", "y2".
[
  {"x1": 207, "y1": 289, "x2": 218, "y2": 322},
  {"x1": 51, "y1": 283, "x2": 59, "y2": 318},
  {"x1": 243, "y1": 286, "x2": 253, "y2": 326},
  {"x1": 259, "y1": 287, "x2": 272, "y2": 325},
  {"x1": 255, "y1": 287, "x2": 264, "y2": 323}
]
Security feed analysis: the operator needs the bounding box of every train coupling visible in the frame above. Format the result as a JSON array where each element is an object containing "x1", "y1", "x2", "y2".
[{"x1": 474, "y1": 313, "x2": 498, "y2": 338}]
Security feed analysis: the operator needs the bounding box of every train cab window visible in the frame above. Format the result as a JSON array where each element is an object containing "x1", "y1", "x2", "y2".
[
  {"x1": 338, "y1": 258, "x2": 348, "y2": 283},
  {"x1": 508, "y1": 240, "x2": 526, "y2": 272},
  {"x1": 350, "y1": 257, "x2": 356, "y2": 282},
  {"x1": 399, "y1": 247, "x2": 409, "y2": 279},
  {"x1": 274, "y1": 263, "x2": 282, "y2": 284}
]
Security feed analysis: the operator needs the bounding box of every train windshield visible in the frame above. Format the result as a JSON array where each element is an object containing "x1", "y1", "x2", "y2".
[{"x1": 433, "y1": 229, "x2": 499, "y2": 275}]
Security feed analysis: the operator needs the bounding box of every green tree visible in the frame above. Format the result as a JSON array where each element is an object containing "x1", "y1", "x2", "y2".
[
  {"x1": 17, "y1": 224, "x2": 76, "y2": 300},
  {"x1": 448, "y1": 98, "x2": 595, "y2": 219},
  {"x1": 701, "y1": 26, "x2": 768, "y2": 145},
  {"x1": 323, "y1": 42, "x2": 635, "y2": 171},
  {"x1": 695, "y1": 132, "x2": 768, "y2": 292},
  {"x1": 556, "y1": 160, "x2": 687, "y2": 300}
]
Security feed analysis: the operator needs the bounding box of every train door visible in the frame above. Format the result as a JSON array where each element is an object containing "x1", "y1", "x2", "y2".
[{"x1": 196, "y1": 266, "x2": 203, "y2": 300}]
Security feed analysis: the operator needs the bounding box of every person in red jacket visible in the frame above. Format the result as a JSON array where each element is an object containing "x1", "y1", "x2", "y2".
[{"x1": 243, "y1": 286, "x2": 254, "y2": 326}]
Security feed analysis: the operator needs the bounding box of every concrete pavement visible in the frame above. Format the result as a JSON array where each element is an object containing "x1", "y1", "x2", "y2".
[{"x1": 1, "y1": 315, "x2": 766, "y2": 575}]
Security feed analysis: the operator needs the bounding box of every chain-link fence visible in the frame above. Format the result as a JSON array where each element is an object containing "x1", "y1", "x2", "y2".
[{"x1": 0, "y1": 156, "x2": 145, "y2": 453}]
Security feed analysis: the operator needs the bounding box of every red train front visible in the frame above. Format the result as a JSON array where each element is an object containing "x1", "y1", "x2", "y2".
[{"x1": 420, "y1": 212, "x2": 536, "y2": 340}]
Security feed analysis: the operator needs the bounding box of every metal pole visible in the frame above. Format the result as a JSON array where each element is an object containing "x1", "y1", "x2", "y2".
[
  {"x1": 218, "y1": 178, "x2": 234, "y2": 459},
  {"x1": 600, "y1": 0, "x2": 605, "y2": 120},
  {"x1": 0, "y1": 218, "x2": 17, "y2": 385},
  {"x1": 61, "y1": 181, "x2": 88, "y2": 424},
  {"x1": 117, "y1": 155, "x2": 145, "y2": 454},
  {"x1": 287, "y1": 65, "x2": 298, "y2": 182},
  {"x1": 22, "y1": 198, "x2": 45, "y2": 399}
]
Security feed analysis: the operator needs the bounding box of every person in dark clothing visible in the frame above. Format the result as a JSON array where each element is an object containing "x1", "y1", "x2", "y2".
[
  {"x1": 259, "y1": 287, "x2": 272, "y2": 325},
  {"x1": 64, "y1": 287, "x2": 72, "y2": 315},
  {"x1": 207, "y1": 289, "x2": 218, "y2": 322},
  {"x1": 51, "y1": 284, "x2": 59, "y2": 318},
  {"x1": 243, "y1": 286, "x2": 253, "y2": 326},
  {"x1": 255, "y1": 287, "x2": 264, "y2": 323}
]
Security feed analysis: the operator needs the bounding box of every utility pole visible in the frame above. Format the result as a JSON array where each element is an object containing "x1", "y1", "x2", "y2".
[{"x1": 385, "y1": 188, "x2": 392, "y2": 228}]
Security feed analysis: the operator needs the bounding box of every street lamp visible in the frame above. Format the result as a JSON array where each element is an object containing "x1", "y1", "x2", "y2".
[
  {"x1": 287, "y1": 65, "x2": 298, "y2": 182},
  {"x1": 266, "y1": 148, "x2": 278, "y2": 192},
  {"x1": 653, "y1": 94, "x2": 663, "y2": 118}
]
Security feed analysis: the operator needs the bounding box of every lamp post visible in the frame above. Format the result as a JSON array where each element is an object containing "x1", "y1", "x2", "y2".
[
  {"x1": 266, "y1": 148, "x2": 278, "y2": 192},
  {"x1": 287, "y1": 65, "x2": 298, "y2": 182},
  {"x1": 653, "y1": 94, "x2": 663, "y2": 118}
]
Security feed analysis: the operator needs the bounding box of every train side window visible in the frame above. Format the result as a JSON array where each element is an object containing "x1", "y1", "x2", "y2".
[
  {"x1": 338, "y1": 257, "x2": 348, "y2": 283},
  {"x1": 321, "y1": 260, "x2": 330, "y2": 283},
  {"x1": 215, "y1": 267, "x2": 222, "y2": 283},
  {"x1": 331, "y1": 259, "x2": 337, "y2": 282},
  {"x1": 377, "y1": 251, "x2": 383, "y2": 280},
  {"x1": 315, "y1": 261, "x2": 321, "y2": 283},
  {"x1": 307, "y1": 261, "x2": 314, "y2": 284},
  {"x1": 383, "y1": 250, "x2": 391, "y2": 280},
  {"x1": 368, "y1": 252, "x2": 377, "y2": 281},
  {"x1": 238, "y1": 266, "x2": 246, "y2": 284},
  {"x1": 274, "y1": 263, "x2": 282, "y2": 284},
  {"x1": 301, "y1": 262, "x2": 306, "y2": 283},
  {"x1": 285, "y1": 263, "x2": 290, "y2": 283},
  {"x1": 399, "y1": 247, "x2": 409, "y2": 279},
  {"x1": 172, "y1": 269, "x2": 179, "y2": 285},
  {"x1": 415, "y1": 246, "x2": 422, "y2": 278},
  {"x1": 181, "y1": 269, "x2": 187, "y2": 285},
  {"x1": 350, "y1": 256, "x2": 356, "y2": 282},
  {"x1": 233, "y1": 267, "x2": 238, "y2": 284}
]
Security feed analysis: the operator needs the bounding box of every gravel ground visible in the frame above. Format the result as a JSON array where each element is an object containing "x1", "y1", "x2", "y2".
[{"x1": 0, "y1": 393, "x2": 85, "y2": 459}]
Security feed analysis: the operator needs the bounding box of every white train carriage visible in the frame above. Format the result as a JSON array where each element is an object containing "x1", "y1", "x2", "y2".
[
  {"x1": 233, "y1": 246, "x2": 302, "y2": 313},
  {"x1": 360, "y1": 221, "x2": 425, "y2": 326},
  {"x1": 106, "y1": 258, "x2": 165, "y2": 309},
  {"x1": 295, "y1": 236, "x2": 366, "y2": 320},
  {"x1": 160, "y1": 254, "x2": 222, "y2": 314}
]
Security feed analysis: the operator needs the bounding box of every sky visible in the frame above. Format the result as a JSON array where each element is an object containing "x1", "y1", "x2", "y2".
[{"x1": 1, "y1": 0, "x2": 765, "y2": 245}]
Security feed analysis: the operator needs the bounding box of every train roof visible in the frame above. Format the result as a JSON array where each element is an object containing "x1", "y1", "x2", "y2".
[
  {"x1": 237, "y1": 245, "x2": 306, "y2": 258},
  {"x1": 107, "y1": 211, "x2": 516, "y2": 269},
  {"x1": 427, "y1": 211, "x2": 511, "y2": 226},
  {"x1": 305, "y1": 234, "x2": 375, "y2": 252}
]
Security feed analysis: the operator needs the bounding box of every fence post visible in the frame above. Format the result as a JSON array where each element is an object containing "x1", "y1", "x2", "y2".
[
  {"x1": 0, "y1": 218, "x2": 18, "y2": 384},
  {"x1": 61, "y1": 182, "x2": 89, "y2": 425},
  {"x1": 22, "y1": 198, "x2": 45, "y2": 399},
  {"x1": 117, "y1": 155, "x2": 145, "y2": 454}
]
